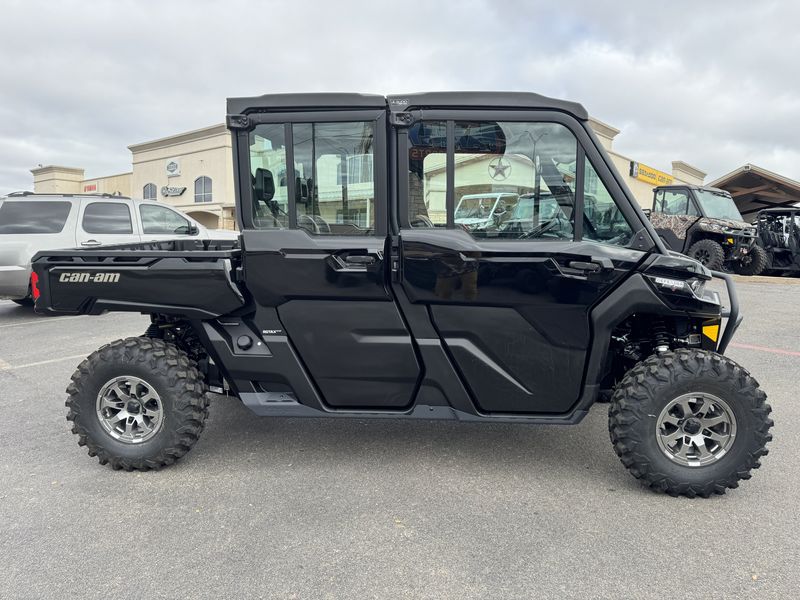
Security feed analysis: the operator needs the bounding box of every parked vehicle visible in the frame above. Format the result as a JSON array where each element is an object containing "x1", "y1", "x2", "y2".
[
  {"x1": 647, "y1": 185, "x2": 766, "y2": 274},
  {"x1": 32, "y1": 92, "x2": 771, "y2": 497},
  {"x1": 0, "y1": 192, "x2": 237, "y2": 304},
  {"x1": 754, "y1": 208, "x2": 800, "y2": 275},
  {"x1": 454, "y1": 193, "x2": 517, "y2": 235}
]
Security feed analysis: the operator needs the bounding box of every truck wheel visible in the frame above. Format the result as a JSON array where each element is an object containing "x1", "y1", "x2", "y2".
[
  {"x1": 687, "y1": 239, "x2": 725, "y2": 270},
  {"x1": 66, "y1": 337, "x2": 209, "y2": 470},
  {"x1": 733, "y1": 244, "x2": 768, "y2": 276},
  {"x1": 608, "y1": 349, "x2": 772, "y2": 497}
]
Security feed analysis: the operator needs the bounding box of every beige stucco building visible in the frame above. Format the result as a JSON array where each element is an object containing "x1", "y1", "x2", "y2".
[
  {"x1": 30, "y1": 116, "x2": 706, "y2": 229},
  {"x1": 128, "y1": 124, "x2": 236, "y2": 230}
]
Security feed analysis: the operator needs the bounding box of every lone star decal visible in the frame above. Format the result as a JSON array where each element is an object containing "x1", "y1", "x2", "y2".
[{"x1": 488, "y1": 156, "x2": 511, "y2": 181}]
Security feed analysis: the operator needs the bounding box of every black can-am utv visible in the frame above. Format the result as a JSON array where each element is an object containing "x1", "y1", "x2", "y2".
[
  {"x1": 754, "y1": 207, "x2": 800, "y2": 275},
  {"x1": 31, "y1": 92, "x2": 771, "y2": 497},
  {"x1": 648, "y1": 185, "x2": 767, "y2": 275}
]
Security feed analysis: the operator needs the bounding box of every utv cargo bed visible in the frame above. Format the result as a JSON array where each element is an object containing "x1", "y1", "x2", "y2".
[{"x1": 31, "y1": 238, "x2": 244, "y2": 318}]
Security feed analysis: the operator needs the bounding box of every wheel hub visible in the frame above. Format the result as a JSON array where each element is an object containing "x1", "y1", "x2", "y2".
[
  {"x1": 682, "y1": 417, "x2": 702, "y2": 435},
  {"x1": 656, "y1": 392, "x2": 737, "y2": 467},
  {"x1": 96, "y1": 376, "x2": 163, "y2": 444}
]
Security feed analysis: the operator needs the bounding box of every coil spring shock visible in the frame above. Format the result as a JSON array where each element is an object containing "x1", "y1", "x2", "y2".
[{"x1": 652, "y1": 317, "x2": 670, "y2": 353}]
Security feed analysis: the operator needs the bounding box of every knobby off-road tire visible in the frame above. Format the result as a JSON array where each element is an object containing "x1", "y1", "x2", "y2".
[
  {"x1": 733, "y1": 244, "x2": 768, "y2": 276},
  {"x1": 688, "y1": 239, "x2": 725, "y2": 271},
  {"x1": 609, "y1": 349, "x2": 772, "y2": 497},
  {"x1": 66, "y1": 337, "x2": 210, "y2": 470}
]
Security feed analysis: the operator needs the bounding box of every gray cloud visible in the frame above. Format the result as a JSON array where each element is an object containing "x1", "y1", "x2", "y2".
[{"x1": 1, "y1": 0, "x2": 796, "y2": 193}]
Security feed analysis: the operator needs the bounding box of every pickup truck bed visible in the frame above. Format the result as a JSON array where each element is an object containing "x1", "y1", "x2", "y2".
[{"x1": 31, "y1": 238, "x2": 244, "y2": 318}]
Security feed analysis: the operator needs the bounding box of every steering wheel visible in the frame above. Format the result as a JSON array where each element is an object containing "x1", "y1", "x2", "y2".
[
  {"x1": 298, "y1": 214, "x2": 331, "y2": 234},
  {"x1": 411, "y1": 214, "x2": 434, "y2": 228}
]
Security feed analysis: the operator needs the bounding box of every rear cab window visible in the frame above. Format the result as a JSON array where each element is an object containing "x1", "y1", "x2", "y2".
[{"x1": 0, "y1": 200, "x2": 72, "y2": 234}]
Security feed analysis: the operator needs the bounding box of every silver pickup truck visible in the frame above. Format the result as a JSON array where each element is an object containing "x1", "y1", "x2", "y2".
[{"x1": 0, "y1": 192, "x2": 237, "y2": 304}]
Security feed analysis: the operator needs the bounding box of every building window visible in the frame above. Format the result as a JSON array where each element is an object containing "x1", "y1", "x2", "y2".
[
  {"x1": 143, "y1": 183, "x2": 157, "y2": 201},
  {"x1": 194, "y1": 176, "x2": 212, "y2": 203}
]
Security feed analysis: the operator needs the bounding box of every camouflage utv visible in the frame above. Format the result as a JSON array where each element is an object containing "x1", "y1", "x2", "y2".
[{"x1": 647, "y1": 185, "x2": 766, "y2": 275}]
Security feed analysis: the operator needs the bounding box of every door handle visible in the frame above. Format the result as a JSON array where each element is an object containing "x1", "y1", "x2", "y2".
[
  {"x1": 567, "y1": 257, "x2": 614, "y2": 273},
  {"x1": 568, "y1": 260, "x2": 601, "y2": 272},
  {"x1": 81, "y1": 240, "x2": 102, "y2": 247},
  {"x1": 345, "y1": 255, "x2": 376, "y2": 265}
]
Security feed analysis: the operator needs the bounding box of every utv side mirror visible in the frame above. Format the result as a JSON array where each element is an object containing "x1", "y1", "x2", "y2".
[
  {"x1": 254, "y1": 168, "x2": 275, "y2": 202},
  {"x1": 643, "y1": 208, "x2": 652, "y2": 218}
]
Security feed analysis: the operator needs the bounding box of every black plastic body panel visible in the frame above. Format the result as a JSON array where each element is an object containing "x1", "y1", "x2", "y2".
[{"x1": 32, "y1": 239, "x2": 244, "y2": 317}]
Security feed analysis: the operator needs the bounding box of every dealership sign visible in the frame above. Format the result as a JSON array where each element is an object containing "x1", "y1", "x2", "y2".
[
  {"x1": 161, "y1": 186, "x2": 186, "y2": 197},
  {"x1": 165, "y1": 158, "x2": 181, "y2": 177},
  {"x1": 630, "y1": 161, "x2": 673, "y2": 186}
]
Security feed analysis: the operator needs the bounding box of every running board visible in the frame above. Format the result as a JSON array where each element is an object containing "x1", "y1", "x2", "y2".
[{"x1": 239, "y1": 392, "x2": 591, "y2": 424}]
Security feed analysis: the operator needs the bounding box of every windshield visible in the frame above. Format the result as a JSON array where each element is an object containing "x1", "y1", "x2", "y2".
[
  {"x1": 695, "y1": 190, "x2": 744, "y2": 221},
  {"x1": 455, "y1": 196, "x2": 497, "y2": 220}
]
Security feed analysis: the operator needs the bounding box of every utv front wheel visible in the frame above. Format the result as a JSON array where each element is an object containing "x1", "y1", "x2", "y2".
[
  {"x1": 66, "y1": 337, "x2": 209, "y2": 470},
  {"x1": 688, "y1": 239, "x2": 725, "y2": 270},
  {"x1": 609, "y1": 349, "x2": 772, "y2": 497},
  {"x1": 733, "y1": 244, "x2": 768, "y2": 276}
]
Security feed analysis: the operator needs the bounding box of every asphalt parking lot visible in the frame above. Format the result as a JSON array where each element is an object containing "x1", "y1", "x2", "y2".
[{"x1": 1, "y1": 279, "x2": 798, "y2": 599}]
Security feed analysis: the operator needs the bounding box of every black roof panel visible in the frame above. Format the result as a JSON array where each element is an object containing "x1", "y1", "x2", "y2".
[
  {"x1": 387, "y1": 91, "x2": 588, "y2": 120},
  {"x1": 227, "y1": 93, "x2": 386, "y2": 115},
  {"x1": 227, "y1": 91, "x2": 588, "y2": 120}
]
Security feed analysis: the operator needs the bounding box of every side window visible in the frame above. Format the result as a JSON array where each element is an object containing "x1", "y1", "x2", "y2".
[
  {"x1": 408, "y1": 121, "x2": 578, "y2": 240},
  {"x1": 657, "y1": 190, "x2": 690, "y2": 215},
  {"x1": 293, "y1": 121, "x2": 375, "y2": 235},
  {"x1": 408, "y1": 121, "x2": 447, "y2": 227},
  {"x1": 82, "y1": 202, "x2": 133, "y2": 234},
  {"x1": 194, "y1": 176, "x2": 212, "y2": 203},
  {"x1": 249, "y1": 123, "x2": 289, "y2": 229},
  {"x1": 582, "y1": 158, "x2": 634, "y2": 246},
  {"x1": 454, "y1": 121, "x2": 576, "y2": 240},
  {"x1": 0, "y1": 201, "x2": 71, "y2": 234},
  {"x1": 140, "y1": 204, "x2": 191, "y2": 234},
  {"x1": 143, "y1": 183, "x2": 157, "y2": 201}
]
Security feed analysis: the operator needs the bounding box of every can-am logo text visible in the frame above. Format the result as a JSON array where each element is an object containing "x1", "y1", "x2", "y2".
[{"x1": 58, "y1": 272, "x2": 120, "y2": 283}]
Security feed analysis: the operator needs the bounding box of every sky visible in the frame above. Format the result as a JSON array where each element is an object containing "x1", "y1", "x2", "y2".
[{"x1": 1, "y1": 0, "x2": 798, "y2": 194}]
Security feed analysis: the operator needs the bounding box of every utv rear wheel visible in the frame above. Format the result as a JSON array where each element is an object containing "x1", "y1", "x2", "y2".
[
  {"x1": 66, "y1": 337, "x2": 209, "y2": 470},
  {"x1": 609, "y1": 349, "x2": 772, "y2": 497},
  {"x1": 688, "y1": 239, "x2": 725, "y2": 270},
  {"x1": 733, "y1": 244, "x2": 768, "y2": 276}
]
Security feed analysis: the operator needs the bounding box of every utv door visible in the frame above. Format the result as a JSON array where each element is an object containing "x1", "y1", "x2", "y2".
[
  {"x1": 234, "y1": 107, "x2": 420, "y2": 410},
  {"x1": 395, "y1": 111, "x2": 647, "y2": 414}
]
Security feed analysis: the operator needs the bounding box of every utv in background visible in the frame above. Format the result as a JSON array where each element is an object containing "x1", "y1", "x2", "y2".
[
  {"x1": 454, "y1": 192, "x2": 517, "y2": 235},
  {"x1": 755, "y1": 208, "x2": 800, "y2": 275},
  {"x1": 648, "y1": 185, "x2": 766, "y2": 275}
]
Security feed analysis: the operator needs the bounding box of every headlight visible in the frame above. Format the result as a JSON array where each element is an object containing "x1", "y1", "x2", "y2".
[
  {"x1": 650, "y1": 275, "x2": 713, "y2": 302},
  {"x1": 687, "y1": 277, "x2": 706, "y2": 297}
]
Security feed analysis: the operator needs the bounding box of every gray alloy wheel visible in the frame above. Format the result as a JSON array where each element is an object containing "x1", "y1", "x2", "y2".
[
  {"x1": 95, "y1": 375, "x2": 164, "y2": 444},
  {"x1": 655, "y1": 392, "x2": 737, "y2": 467}
]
